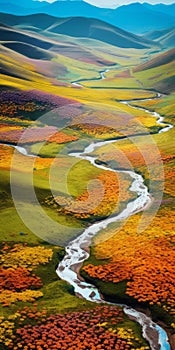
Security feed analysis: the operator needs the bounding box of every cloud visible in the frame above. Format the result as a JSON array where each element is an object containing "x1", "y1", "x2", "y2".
[{"x1": 84, "y1": 0, "x2": 175, "y2": 8}]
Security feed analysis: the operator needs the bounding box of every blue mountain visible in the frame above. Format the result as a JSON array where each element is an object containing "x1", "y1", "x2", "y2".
[
  {"x1": 0, "y1": 0, "x2": 47, "y2": 16},
  {"x1": 144, "y1": 3, "x2": 175, "y2": 17},
  {"x1": 112, "y1": 2, "x2": 175, "y2": 33},
  {"x1": 0, "y1": 0, "x2": 47, "y2": 8},
  {"x1": 0, "y1": 1, "x2": 175, "y2": 33}
]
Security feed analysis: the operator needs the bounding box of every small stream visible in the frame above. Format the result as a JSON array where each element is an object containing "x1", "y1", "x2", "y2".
[{"x1": 120, "y1": 93, "x2": 173, "y2": 134}]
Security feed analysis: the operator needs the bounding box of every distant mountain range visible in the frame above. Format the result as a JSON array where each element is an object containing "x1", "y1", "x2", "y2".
[{"x1": 0, "y1": 1, "x2": 175, "y2": 33}]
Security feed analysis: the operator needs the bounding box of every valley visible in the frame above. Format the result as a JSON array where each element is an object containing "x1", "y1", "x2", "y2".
[{"x1": 0, "y1": 6, "x2": 174, "y2": 350}]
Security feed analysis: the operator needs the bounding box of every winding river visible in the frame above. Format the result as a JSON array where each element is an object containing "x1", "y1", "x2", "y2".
[
  {"x1": 56, "y1": 70, "x2": 172, "y2": 350},
  {"x1": 4, "y1": 69, "x2": 172, "y2": 349}
]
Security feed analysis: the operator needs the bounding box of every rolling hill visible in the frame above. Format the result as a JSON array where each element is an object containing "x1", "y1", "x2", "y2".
[
  {"x1": 0, "y1": 23, "x2": 117, "y2": 66},
  {"x1": 2, "y1": 41, "x2": 54, "y2": 60},
  {"x1": 133, "y1": 48, "x2": 175, "y2": 93},
  {"x1": 0, "y1": 13, "x2": 156, "y2": 49},
  {"x1": 44, "y1": 16, "x2": 155, "y2": 49},
  {"x1": 144, "y1": 27, "x2": 175, "y2": 49},
  {"x1": 0, "y1": 24, "x2": 52, "y2": 49},
  {"x1": 0, "y1": 24, "x2": 56, "y2": 60},
  {"x1": 133, "y1": 48, "x2": 175, "y2": 73}
]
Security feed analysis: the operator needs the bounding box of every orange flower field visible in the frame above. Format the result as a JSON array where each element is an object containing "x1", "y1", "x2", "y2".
[
  {"x1": 51, "y1": 171, "x2": 132, "y2": 220},
  {"x1": 0, "y1": 125, "x2": 78, "y2": 144},
  {"x1": 0, "y1": 243, "x2": 53, "y2": 307},
  {"x1": 0, "y1": 306, "x2": 150, "y2": 350},
  {"x1": 83, "y1": 209, "x2": 175, "y2": 307}
]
